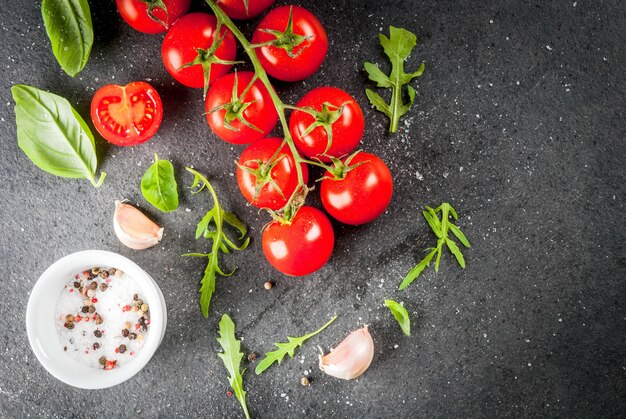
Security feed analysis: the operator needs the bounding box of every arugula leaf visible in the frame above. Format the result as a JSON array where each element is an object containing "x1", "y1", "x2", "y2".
[
  {"x1": 400, "y1": 203, "x2": 470, "y2": 290},
  {"x1": 12, "y1": 84, "x2": 105, "y2": 187},
  {"x1": 183, "y1": 168, "x2": 250, "y2": 318},
  {"x1": 42, "y1": 0, "x2": 93, "y2": 77},
  {"x1": 255, "y1": 315, "x2": 337, "y2": 375},
  {"x1": 217, "y1": 314, "x2": 251, "y2": 419},
  {"x1": 384, "y1": 299, "x2": 410, "y2": 336},
  {"x1": 364, "y1": 26, "x2": 425, "y2": 133},
  {"x1": 141, "y1": 154, "x2": 179, "y2": 212}
]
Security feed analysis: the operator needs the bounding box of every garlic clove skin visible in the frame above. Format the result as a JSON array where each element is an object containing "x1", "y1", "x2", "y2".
[
  {"x1": 319, "y1": 325, "x2": 374, "y2": 380},
  {"x1": 113, "y1": 200, "x2": 163, "y2": 250}
]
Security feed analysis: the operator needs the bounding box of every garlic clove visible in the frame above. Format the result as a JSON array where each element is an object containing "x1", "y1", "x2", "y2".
[
  {"x1": 319, "y1": 325, "x2": 374, "y2": 380},
  {"x1": 113, "y1": 200, "x2": 163, "y2": 250}
]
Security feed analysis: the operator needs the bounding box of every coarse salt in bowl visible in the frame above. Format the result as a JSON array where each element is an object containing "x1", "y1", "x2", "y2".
[{"x1": 26, "y1": 250, "x2": 167, "y2": 389}]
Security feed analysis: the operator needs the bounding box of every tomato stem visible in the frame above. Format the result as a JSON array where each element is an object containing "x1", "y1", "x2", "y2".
[{"x1": 207, "y1": 0, "x2": 307, "y2": 217}]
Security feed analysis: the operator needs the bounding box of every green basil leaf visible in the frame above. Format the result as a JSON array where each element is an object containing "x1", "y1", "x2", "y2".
[
  {"x1": 12, "y1": 84, "x2": 105, "y2": 187},
  {"x1": 41, "y1": 0, "x2": 93, "y2": 77},
  {"x1": 384, "y1": 299, "x2": 411, "y2": 336},
  {"x1": 141, "y1": 154, "x2": 179, "y2": 212}
]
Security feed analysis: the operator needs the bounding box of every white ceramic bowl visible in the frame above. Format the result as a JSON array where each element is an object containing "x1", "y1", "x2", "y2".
[{"x1": 26, "y1": 250, "x2": 167, "y2": 389}]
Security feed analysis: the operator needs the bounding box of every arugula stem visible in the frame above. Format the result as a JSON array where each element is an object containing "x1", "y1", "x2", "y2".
[{"x1": 207, "y1": 0, "x2": 306, "y2": 213}]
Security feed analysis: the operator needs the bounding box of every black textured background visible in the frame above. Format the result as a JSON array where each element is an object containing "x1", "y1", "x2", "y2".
[{"x1": 1, "y1": 0, "x2": 625, "y2": 417}]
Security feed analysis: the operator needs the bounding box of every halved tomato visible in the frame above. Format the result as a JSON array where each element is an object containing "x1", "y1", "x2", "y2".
[{"x1": 90, "y1": 82, "x2": 163, "y2": 146}]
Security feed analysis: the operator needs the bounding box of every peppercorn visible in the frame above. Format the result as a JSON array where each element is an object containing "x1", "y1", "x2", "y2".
[
  {"x1": 94, "y1": 314, "x2": 103, "y2": 324},
  {"x1": 301, "y1": 376, "x2": 310, "y2": 386},
  {"x1": 99, "y1": 270, "x2": 109, "y2": 279},
  {"x1": 141, "y1": 303, "x2": 149, "y2": 312},
  {"x1": 88, "y1": 282, "x2": 97, "y2": 291},
  {"x1": 81, "y1": 306, "x2": 90, "y2": 313},
  {"x1": 65, "y1": 314, "x2": 75, "y2": 322},
  {"x1": 136, "y1": 309, "x2": 144, "y2": 317},
  {"x1": 122, "y1": 329, "x2": 130, "y2": 337},
  {"x1": 84, "y1": 298, "x2": 93, "y2": 306},
  {"x1": 73, "y1": 281, "x2": 81, "y2": 289},
  {"x1": 99, "y1": 283, "x2": 108, "y2": 292},
  {"x1": 129, "y1": 333, "x2": 137, "y2": 340},
  {"x1": 136, "y1": 334, "x2": 143, "y2": 342},
  {"x1": 109, "y1": 268, "x2": 117, "y2": 276},
  {"x1": 98, "y1": 356, "x2": 107, "y2": 366},
  {"x1": 89, "y1": 306, "x2": 96, "y2": 314},
  {"x1": 247, "y1": 352, "x2": 257, "y2": 362},
  {"x1": 64, "y1": 322, "x2": 74, "y2": 330},
  {"x1": 124, "y1": 321, "x2": 132, "y2": 329},
  {"x1": 264, "y1": 281, "x2": 273, "y2": 290},
  {"x1": 91, "y1": 267, "x2": 101, "y2": 275},
  {"x1": 134, "y1": 299, "x2": 143, "y2": 307},
  {"x1": 138, "y1": 317, "x2": 146, "y2": 325},
  {"x1": 93, "y1": 342, "x2": 100, "y2": 350},
  {"x1": 114, "y1": 270, "x2": 124, "y2": 278},
  {"x1": 133, "y1": 293, "x2": 138, "y2": 301},
  {"x1": 118, "y1": 344, "x2": 127, "y2": 354},
  {"x1": 94, "y1": 330, "x2": 102, "y2": 338}
]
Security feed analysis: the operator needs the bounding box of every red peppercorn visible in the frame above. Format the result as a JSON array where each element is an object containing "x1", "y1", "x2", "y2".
[
  {"x1": 122, "y1": 305, "x2": 131, "y2": 312},
  {"x1": 226, "y1": 390, "x2": 233, "y2": 397}
]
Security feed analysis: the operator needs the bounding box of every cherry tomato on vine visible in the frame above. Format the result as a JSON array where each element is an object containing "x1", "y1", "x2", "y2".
[
  {"x1": 320, "y1": 152, "x2": 393, "y2": 225},
  {"x1": 161, "y1": 13, "x2": 237, "y2": 92},
  {"x1": 262, "y1": 206, "x2": 334, "y2": 276},
  {"x1": 116, "y1": 0, "x2": 191, "y2": 34},
  {"x1": 251, "y1": 5, "x2": 328, "y2": 82},
  {"x1": 236, "y1": 137, "x2": 308, "y2": 210},
  {"x1": 289, "y1": 87, "x2": 364, "y2": 162},
  {"x1": 90, "y1": 82, "x2": 163, "y2": 147},
  {"x1": 205, "y1": 71, "x2": 278, "y2": 144},
  {"x1": 217, "y1": 0, "x2": 274, "y2": 20}
]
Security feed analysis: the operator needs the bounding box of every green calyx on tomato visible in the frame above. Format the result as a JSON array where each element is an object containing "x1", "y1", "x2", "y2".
[
  {"x1": 318, "y1": 150, "x2": 369, "y2": 181},
  {"x1": 252, "y1": 6, "x2": 309, "y2": 58},
  {"x1": 206, "y1": 72, "x2": 262, "y2": 133},
  {"x1": 178, "y1": 22, "x2": 243, "y2": 97},
  {"x1": 237, "y1": 157, "x2": 287, "y2": 203},
  {"x1": 291, "y1": 102, "x2": 346, "y2": 155},
  {"x1": 139, "y1": 0, "x2": 169, "y2": 28}
]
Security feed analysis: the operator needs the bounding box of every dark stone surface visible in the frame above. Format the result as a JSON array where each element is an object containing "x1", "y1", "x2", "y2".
[{"x1": 0, "y1": 0, "x2": 624, "y2": 417}]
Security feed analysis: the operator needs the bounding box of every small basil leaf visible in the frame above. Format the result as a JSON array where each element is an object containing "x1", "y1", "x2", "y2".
[
  {"x1": 12, "y1": 84, "x2": 105, "y2": 187},
  {"x1": 141, "y1": 154, "x2": 179, "y2": 212},
  {"x1": 384, "y1": 299, "x2": 411, "y2": 336},
  {"x1": 41, "y1": 0, "x2": 94, "y2": 77}
]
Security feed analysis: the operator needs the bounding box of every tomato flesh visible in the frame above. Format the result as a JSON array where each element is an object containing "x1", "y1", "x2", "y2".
[
  {"x1": 252, "y1": 6, "x2": 328, "y2": 82},
  {"x1": 162, "y1": 13, "x2": 237, "y2": 89},
  {"x1": 206, "y1": 71, "x2": 278, "y2": 144},
  {"x1": 116, "y1": 0, "x2": 191, "y2": 34},
  {"x1": 262, "y1": 206, "x2": 334, "y2": 276},
  {"x1": 290, "y1": 87, "x2": 364, "y2": 161},
  {"x1": 237, "y1": 137, "x2": 308, "y2": 210},
  {"x1": 320, "y1": 152, "x2": 393, "y2": 225},
  {"x1": 91, "y1": 82, "x2": 163, "y2": 147},
  {"x1": 218, "y1": 0, "x2": 275, "y2": 20}
]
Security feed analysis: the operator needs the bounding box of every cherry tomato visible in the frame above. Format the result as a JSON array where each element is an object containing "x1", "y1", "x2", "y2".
[
  {"x1": 289, "y1": 87, "x2": 364, "y2": 162},
  {"x1": 251, "y1": 6, "x2": 327, "y2": 82},
  {"x1": 205, "y1": 72, "x2": 278, "y2": 144},
  {"x1": 217, "y1": 0, "x2": 274, "y2": 20},
  {"x1": 162, "y1": 13, "x2": 236, "y2": 89},
  {"x1": 90, "y1": 82, "x2": 163, "y2": 147},
  {"x1": 237, "y1": 137, "x2": 308, "y2": 210},
  {"x1": 262, "y1": 206, "x2": 334, "y2": 276},
  {"x1": 116, "y1": 0, "x2": 191, "y2": 34},
  {"x1": 320, "y1": 152, "x2": 393, "y2": 225}
]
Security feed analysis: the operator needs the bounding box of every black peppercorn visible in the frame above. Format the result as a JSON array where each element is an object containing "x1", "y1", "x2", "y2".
[
  {"x1": 64, "y1": 322, "x2": 74, "y2": 330},
  {"x1": 128, "y1": 333, "x2": 137, "y2": 340},
  {"x1": 121, "y1": 329, "x2": 130, "y2": 337},
  {"x1": 99, "y1": 283, "x2": 108, "y2": 292},
  {"x1": 99, "y1": 270, "x2": 109, "y2": 279},
  {"x1": 133, "y1": 293, "x2": 138, "y2": 301},
  {"x1": 89, "y1": 281, "x2": 98, "y2": 290},
  {"x1": 99, "y1": 356, "x2": 107, "y2": 366},
  {"x1": 82, "y1": 306, "x2": 90, "y2": 313},
  {"x1": 93, "y1": 342, "x2": 100, "y2": 350},
  {"x1": 94, "y1": 314, "x2": 103, "y2": 324},
  {"x1": 88, "y1": 306, "x2": 96, "y2": 314},
  {"x1": 94, "y1": 330, "x2": 102, "y2": 338},
  {"x1": 73, "y1": 281, "x2": 81, "y2": 289},
  {"x1": 118, "y1": 344, "x2": 127, "y2": 354}
]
